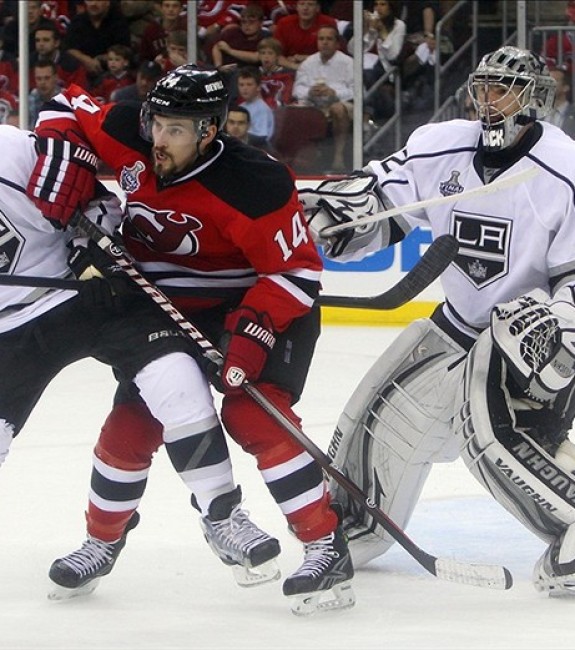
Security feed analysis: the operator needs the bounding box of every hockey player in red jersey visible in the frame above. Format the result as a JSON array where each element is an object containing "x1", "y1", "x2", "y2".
[
  {"x1": 26, "y1": 64, "x2": 354, "y2": 615},
  {"x1": 0, "y1": 124, "x2": 276, "y2": 605}
]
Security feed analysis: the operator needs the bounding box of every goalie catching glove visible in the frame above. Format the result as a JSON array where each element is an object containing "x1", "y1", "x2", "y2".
[
  {"x1": 298, "y1": 174, "x2": 390, "y2": 259},
  {"x1": 219, "y1": 306, "x2": 276, "y2": 393},
  {"x1": 27, "y1": 136, "x2": 98, "y2": 228},
  {"x1": 491, "y1": 289, "x2": 575, "y2": 403}
]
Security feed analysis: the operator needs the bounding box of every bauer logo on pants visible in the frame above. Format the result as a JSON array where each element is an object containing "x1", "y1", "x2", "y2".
[
  {"x1": 451, "y1": 211, "x2": 511, "y2": 288},
  {"x1": 0, "y1": 208, "x2": 23, "y2": 273}
]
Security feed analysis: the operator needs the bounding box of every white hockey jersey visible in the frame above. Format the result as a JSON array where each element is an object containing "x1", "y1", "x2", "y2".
[
  {"x1": 364, "y1": 119, "x2": 575, "y2": 337},
  {"x1": 0, "y1": 125, "x2": 76, "y2": 334}
]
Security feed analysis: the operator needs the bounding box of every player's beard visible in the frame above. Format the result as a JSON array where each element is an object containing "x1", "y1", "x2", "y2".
[{"x1": 153, "y1": 148, "x2": 177, "y2": 178}]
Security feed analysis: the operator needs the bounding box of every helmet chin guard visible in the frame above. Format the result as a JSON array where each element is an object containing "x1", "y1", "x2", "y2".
[{"x1": 468, "y1": 46, "x2": 556, "y2": 152}]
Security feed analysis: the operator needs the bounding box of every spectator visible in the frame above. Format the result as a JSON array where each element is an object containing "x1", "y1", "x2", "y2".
[
  {"x1": 258, "y1": 37, "x2": 295, "y2": 108},
  {"x1": 211, "y1": 3, "x2": 270, "y2": 70},
  {"x1": 120, "y1": 0, "x2": 160, "y2": 51},
  {"x1": 292, "y1": 24, "x2": 353, "y2": 171},
  {"x1": 28, "y1": 61, "x2": 60, "y2": 129},
  {"x1": 545, "y1": 65, "x2": 575, "y2": 138},
  {"x1": 224, "y1": 103, "x2": 266, "y2": 147},
  {"x1": 237, "y1": 65, "x2": 275, "y2": 146},
  {"x1": 348, "y1": 0, "x2": 405, "y2": 123},
  {"x1": 64, "y1": 0, "x2": 132, "y2": 86},
  {"x1": 30, "y1": 24, "x2": 88, "y2": 90},
  {"x1": 197, "y1": 0, "x2": 245, "y2": 62},
  {"x1": 3, "y1": 0, "x2": 56, "y2": 58},
  {"x1": 543, "y1": 0, "x2": 575, "y2": 74},
  {"x1": 155, "y1": 29, "x2": 188, "y2": 73},
  {"x1": 259, "y1": 0, "x2": 298, "y2": 29},
  {"x1": 0, "y1": 27, "x2": 17, "y2": 96},
  {"x1": 139, "y1": 0, "x2": 186, "y2": 63},
  {"x1": 274, "y1": 0, "x2": 337, "y2": 71},
  {"x1": 91, "y1": 44, "x2": 135, "y2": 102},
  {"x1": 350, "y1": 1, "x2": 405, "y2": 82},
  {"x1": 110, "y1": 59, "x2": 163, "y2": 105},
  {"x1": 398, "y1": 0, "x2": 452, "y2": 109}
]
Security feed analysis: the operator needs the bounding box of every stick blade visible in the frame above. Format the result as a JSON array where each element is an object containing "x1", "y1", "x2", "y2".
[{"x1": 434, "y1": 557, "x2": 513, "y2": 590}]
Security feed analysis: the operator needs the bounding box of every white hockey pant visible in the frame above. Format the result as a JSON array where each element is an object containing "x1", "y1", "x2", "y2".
[
  {"x1": 134, "y1": 352, "x2": 235, "y2": 513},
  {"x1": 328, "y1": 319, "x2": 467, "y2": 567}
]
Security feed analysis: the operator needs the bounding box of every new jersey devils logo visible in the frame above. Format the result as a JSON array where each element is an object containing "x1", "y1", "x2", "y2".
[{"x1": 127, "y1": 202, "x2": 202, "y2": 255}]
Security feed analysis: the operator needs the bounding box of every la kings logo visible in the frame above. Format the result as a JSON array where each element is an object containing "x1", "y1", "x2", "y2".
[
  {"x1": 452, "y1": 210, "x2": 511, "y2": 288},
  {"x1": 0, "y1": 208, "x2": 23, "y2": 273}
]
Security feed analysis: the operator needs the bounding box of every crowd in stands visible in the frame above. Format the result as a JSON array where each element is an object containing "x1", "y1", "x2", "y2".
[{"x1": 3, "y1": 0, "x2": 575, "y2": 173}]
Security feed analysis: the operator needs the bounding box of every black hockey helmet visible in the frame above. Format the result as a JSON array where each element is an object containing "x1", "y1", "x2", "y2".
[{"x1": 140, "y1": 64, "x2": 229, "y2": 140}]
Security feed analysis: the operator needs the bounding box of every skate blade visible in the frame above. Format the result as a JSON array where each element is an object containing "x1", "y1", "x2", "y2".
[
  {"x1": 533, "y1": 572, "x2": 575, "y2": 597},
  {"x1": 47, "y1": 578, "x2": 100, "y2": 601},
  {"x1": 232, "y1": 559, "x2": 281, "y2": 588},
  {"x1": 289, "y1": 581, "x2": 356, "y2": 616}
]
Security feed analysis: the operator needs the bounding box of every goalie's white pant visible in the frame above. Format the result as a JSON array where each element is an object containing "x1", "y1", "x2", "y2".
[{"x1": 328, "y1": 319, "x2": 467, "y2": 567}]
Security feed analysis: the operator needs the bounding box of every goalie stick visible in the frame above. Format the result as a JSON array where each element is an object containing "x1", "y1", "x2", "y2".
[
  {"x1": 318, "y1": 234, "x2": 458, "y2": 310},
  {"x1": 321, "y1": 166, "x2": 539, "y2": 237},
  {"x1": 0, "y1": 234, "x2": 459, "y2": 311},
  {"x1": 70, "y1": 211, "x2": 512, "y2": 591}
]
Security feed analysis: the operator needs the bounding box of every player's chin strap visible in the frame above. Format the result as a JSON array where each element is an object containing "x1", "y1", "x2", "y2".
[{"x1": 67, "y1": 210, "x2": 512, "y2": 591}]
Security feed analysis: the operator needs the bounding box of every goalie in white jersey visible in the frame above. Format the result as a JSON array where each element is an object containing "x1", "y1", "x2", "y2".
[{"x1": 300, "y1": 46, "x2": 575, "y2": 594}]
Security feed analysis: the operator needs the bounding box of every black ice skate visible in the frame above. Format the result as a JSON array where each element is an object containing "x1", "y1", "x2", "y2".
[
  {"x1": 200, "y1": 486, "x2": 281, "y2": 587},
  {"x1": 283, "y1": 524, "x2": 355, "y2": 616},
  {"x1": 48, "y1": 512, "x2": 140, "y2": 601}
]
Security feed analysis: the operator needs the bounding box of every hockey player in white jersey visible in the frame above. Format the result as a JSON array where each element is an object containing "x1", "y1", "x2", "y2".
[
  {"x1": 299, "y1": 46, "x2": 575, "y2": 595},
  {"x1": 0, "y1": 124, "x2": 279, "y2": 599}
]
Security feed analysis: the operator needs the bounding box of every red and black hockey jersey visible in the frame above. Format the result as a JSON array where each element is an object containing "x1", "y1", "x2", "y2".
[{"x1": 35, "y1": 85, "x2": 322, "y2": 332}]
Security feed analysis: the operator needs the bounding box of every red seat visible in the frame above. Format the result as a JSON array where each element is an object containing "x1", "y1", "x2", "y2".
[{"x1": 271, "y1": 106, "x2": 329, "y2": 173}]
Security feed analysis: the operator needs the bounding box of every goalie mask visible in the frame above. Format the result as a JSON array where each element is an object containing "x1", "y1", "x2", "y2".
[{"x1": 468, "y1": 46, "x2": 556, "y2": 152}]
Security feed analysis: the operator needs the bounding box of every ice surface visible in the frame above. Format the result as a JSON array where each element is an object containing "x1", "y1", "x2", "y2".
[{"x1": 0, "y1": 326, "x2": 568, "y2": 650}]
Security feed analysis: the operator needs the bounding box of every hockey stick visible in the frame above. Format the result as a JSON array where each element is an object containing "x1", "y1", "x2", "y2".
[
  {"x1": 0, "y1": 274, "x2": 81, "y2": 290},
  {"x1": 71, "y1": 212, "x2": 512, "y2": 590},
  {"x1": 0, "y1": 234, "x2": 459, "y2": 311},
  {"x1": 321, "y1": 166, "x2": 539, "y2": 237},
  {"x1": 318, "y1": 234, "x2": 458, "y2": 310}
]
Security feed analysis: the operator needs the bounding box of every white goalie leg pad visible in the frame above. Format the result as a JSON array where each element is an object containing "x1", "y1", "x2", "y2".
[
  {"x1": 328, "y1": 319, "x2": 467, "y2": 567},
  {"x1": 0, "y1": 420, "x2": 14, "y2": 468},
  {"x1": 456, "y1": 329, "x2": 575, "y2": 545}
]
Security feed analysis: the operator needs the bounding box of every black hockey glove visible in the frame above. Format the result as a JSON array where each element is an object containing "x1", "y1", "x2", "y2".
[{"x1": 68, "y1": 239, "x2": 139, "y2": 313}]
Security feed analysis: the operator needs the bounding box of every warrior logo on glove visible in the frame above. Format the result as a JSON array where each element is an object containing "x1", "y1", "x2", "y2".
[{"x1": 220, "y1": 307, "x2": 276, "y2": 392}]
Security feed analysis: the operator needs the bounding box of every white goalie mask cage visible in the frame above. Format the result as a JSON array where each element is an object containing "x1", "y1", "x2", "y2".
[{"x1": 468, "y1": 46, "x2": 556, "y2": 152}]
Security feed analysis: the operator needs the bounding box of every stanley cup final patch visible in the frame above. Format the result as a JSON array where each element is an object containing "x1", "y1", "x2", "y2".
[
  {"x1": 451, "y1": 210, "x2": 512, "y2": 288},
  {"x1": 439, "y1": 170, "x2": 464, "y2": 196}
]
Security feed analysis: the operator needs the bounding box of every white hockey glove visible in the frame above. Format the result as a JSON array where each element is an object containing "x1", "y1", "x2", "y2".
[
  {"x1": 491, "y1": 289, "x2": 575, "y2": 403},
  {"x1": 298, "y1": 175, "x2": 388, "y2": 259}
]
